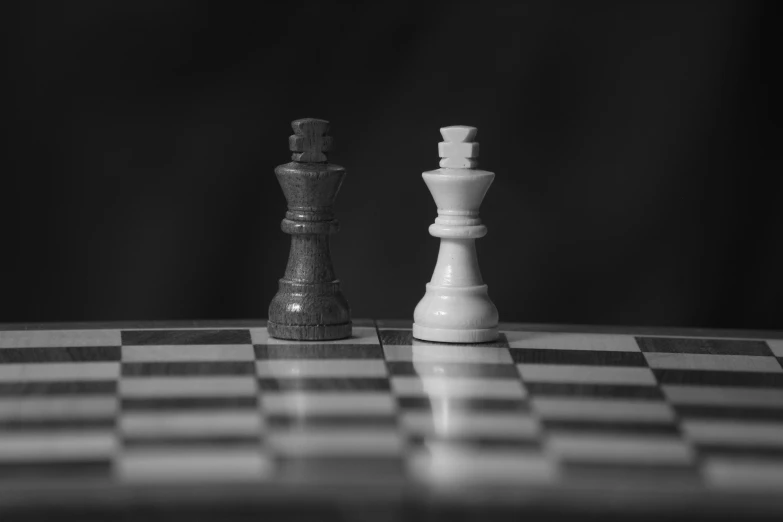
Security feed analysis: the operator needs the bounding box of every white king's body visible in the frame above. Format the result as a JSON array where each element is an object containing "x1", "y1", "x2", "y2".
[{"x1": 412, "y1": 126, "x2": 499, "y2": 343}]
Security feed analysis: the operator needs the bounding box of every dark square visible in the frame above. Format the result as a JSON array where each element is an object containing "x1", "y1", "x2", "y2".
[
  {"x1": 122, "y1": 436, "x2": 261, "y2": 449},
  {"x1": 122, "y1": 361, "x2": 255, "y2": 376},
  {"x1": 673, "y1": 404, "x2": 783, "y2": 422},
  {"x1": 0, "y1": 346, "x2": 120, "y2": 363},
  {"x1": 397, "y1": 396, "x2": 529, "y2": 413},
  {"x1": 379, "y1": 330, "x2": 509, "y2": 348},
  {"x1": 0, "y1": 381, "x2": 117, "y2": 397},
  {"x1": 379, "y1": 330, "x2": 413, "y2": 346},
  {"x1": 387, "y1": 361, "x2": 519, "y2": 379},
  {"x1": 653, "y1": 369, "x2": 783, "y2": 388},
  {"x1": 542, "y1": 419, "x2": 680, "y2": 436},
  {"x1": 408, "y1": 434, "x2": 541, "y2": 451},
  {"x1": 0, "y1": 418, "x2": 115, "y2": 431},
  {"x1": 524, "y1": 382, "x2": 664, "y2": 400},
  {"x1": 275, "y1": 456, "x2": 406, "y2": 480},
  {"x1": 636, "y1": 337, "x2": 773, "y2": 356},
  {"x1": 694, "y1": 444, "x2": 783, "y2": 460},
  {"x1": 561, "y1": 461, "x2": 700, "y2": 483},
  {"x1": 0, "y1": 460, "x2": 112, "y2": 479},
  {"x1": 122, "y1": 329, "x2": 251, "y2": 346},
  {"x1": 510, "y1": 348, "x2": 647, "y2": 367},
  {"x1": 254, "y1": 344, "x2": 383, "y2": 360},
  {"x1": 266, "y1": 414, "x2": 398, "y2": 429},
  {"x1": 121, "y1": 397, "x2": 258, "y2": 410},
  {"x1": 258, "y1": 377, "x2": 390, "y2": 392}
]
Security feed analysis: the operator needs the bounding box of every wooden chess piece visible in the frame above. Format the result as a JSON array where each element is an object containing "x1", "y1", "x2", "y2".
[
  {"x1": 412, "y1": 125, "x2": 499, "y2": 343},
  {"x1": 267, "y1": 118, "x2": 352, "y2": 341}
]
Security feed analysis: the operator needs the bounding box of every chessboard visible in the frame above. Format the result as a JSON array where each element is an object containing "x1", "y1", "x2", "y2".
[{"x1": 1, "y1": 319, "x2": 783, "y2": 521}]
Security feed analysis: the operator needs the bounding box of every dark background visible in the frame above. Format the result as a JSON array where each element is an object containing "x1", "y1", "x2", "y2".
[{"x1": 2, "y1": 1, "x2": 779, "y2": 329}]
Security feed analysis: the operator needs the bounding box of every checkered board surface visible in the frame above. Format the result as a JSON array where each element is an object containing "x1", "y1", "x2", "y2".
[{"x1": 1, "y1": 321, "x2": 783, "y2": 498}]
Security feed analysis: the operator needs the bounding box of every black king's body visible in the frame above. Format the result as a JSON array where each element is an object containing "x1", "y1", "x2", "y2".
[{"x1": 267, "y1": 118, "x2": 352, "y2": 340}]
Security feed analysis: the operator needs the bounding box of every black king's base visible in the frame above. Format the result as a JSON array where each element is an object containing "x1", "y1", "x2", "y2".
[
  {"x1": 267, "y1": 118, "x2": 352, "y2": 341},
  {"x1": 268, "y1": 276, "x2": 352, "y2": 341}
]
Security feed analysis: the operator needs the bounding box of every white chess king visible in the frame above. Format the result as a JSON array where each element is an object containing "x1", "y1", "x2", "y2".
[{"x1": 412, "y1": 125, "x2": 499, "y2": 343}]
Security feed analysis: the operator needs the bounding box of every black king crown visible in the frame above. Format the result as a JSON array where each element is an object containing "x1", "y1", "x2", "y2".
[{"x1": 267, "y1": 118, "x2": 352, "y2": 341}]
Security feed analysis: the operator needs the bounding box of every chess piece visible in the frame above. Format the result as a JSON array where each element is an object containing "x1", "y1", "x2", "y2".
[
  {"x1": 267, "y1": 118, "x2": 352, "y2": 341},
  {"x1": 413, "y1": 125, "x2": 499, "y2": 343}
]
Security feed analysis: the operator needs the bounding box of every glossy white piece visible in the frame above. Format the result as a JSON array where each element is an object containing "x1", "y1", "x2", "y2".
[
  {"x1": 438, "y1": 141, "x2": 479, "y2": 158},
  {"x1": 439, "y1": 125, "x2": 477, "y2": 142},
  {"x1": 413, "y1": 126, "x2": 499, "y2": 343},
  {"x1": 439, "y1": 157, "x2": 478, "y2": 169}
]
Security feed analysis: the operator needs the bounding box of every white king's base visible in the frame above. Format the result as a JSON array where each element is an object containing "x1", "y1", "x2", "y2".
[
  {"x1": 412, "y1": 323, "x2": 499, "y2": 343},
  {"x1": 412, "y1": 283, "x2": 499, "y2": 343}
]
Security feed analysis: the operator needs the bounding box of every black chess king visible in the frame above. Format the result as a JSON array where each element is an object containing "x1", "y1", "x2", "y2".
[{"x1": 267, "y1": 118, "x2": 352, "y2": 341}]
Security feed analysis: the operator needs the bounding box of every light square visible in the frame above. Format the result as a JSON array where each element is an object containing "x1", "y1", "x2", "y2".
[
  {"x1": 532, "y1": 398, "x2": 674, "y2": 423},
  {"x1": 262, "y1": 392, "x2": 395, "y2": 416},
  {"x1": 268, "y1": 429, "x2": 403, "y2": 456},
  {"x1": 401, "y1": 411, "x2": 540, "y2": 438},
  {"x1": 644, "y1": 353, "x2": 782, "y2": 373},
  {"x1": 662, "y1": 386, "x2": 783, "y2": 408},
  {"x1": 119, "y1": 377, "x2": 256, "y2": 398},
  {"x1": 409, "y1": 449, "x2": 556, "y2": 484},
  {"x1": 0, "y1": 362, "x2": 120, "y2": 382},
  {"x1": 118, "y1": 449, "x2": 271, "y2": 482},
  {"x1": 518, "y1": 364, "x2": 657, "y2": 385},
  {"x1": 705, "y1": 460, "x2": 783, "y2": 490},
  {"x1": 120, "y1": 411, "x2": 263, "y2": 437},
  {"x1": 0, "y1": 329, "x2": 121, "y2": 348},
  {"x1": 256, "y1": 360, "x2": 387, "y2": 378},
  {"x1": 0, "y1": 397, "x2": 117, "y2": 419},
  {"x1": 0, "y1": 432, "x2": 116, "y2": 461},
  {"x1": 506, "y1": 332, "x2": 639, "y2": 352},
  {"x1": 682, "y1": 420, "x2": 783, "y2": 446},
  {"x1": 547, "y1": 434, "x2": 693, "y2": 464},
  {"x1": 392, "y1": 376, "x2": 526, "y2": 399}
]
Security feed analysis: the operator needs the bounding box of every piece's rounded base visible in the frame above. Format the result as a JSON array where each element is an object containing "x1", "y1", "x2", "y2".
[
  {"x1": 267, "y1": 321, "x2": 352, "y2": 341},
  {"x1": 412, "y1": 323, "x2": 498, "y2": 344}
]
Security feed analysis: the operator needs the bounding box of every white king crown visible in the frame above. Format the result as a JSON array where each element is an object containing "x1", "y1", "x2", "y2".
[{"x1": 438, "y1": 125, "x2": 479, "y2": 169}]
